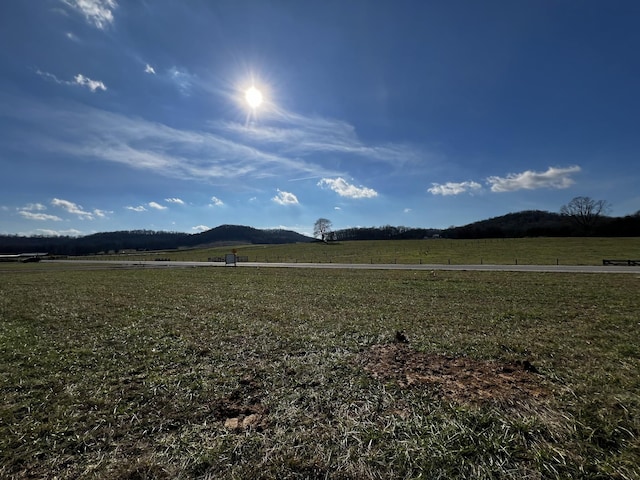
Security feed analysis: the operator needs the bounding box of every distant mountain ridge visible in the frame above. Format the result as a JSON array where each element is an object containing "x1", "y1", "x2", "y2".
[
  {"x1": 0, "y1": 225, "x2": 312, "y2": 255},
  {"x1": 1, "y1": 211, "x2": 639, "y2": 255}
]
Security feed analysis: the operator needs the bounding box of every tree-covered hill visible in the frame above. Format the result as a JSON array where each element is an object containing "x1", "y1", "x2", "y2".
[{"x1": 2, "y1": 210, "x2": 639, "y2": 256}]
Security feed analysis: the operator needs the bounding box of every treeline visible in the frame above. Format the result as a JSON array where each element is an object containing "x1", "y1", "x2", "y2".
[
  {"x1": 331, "y1": 225, "x2": 442, "y2": 241},
  {"x1": 3, "y1": 211, "x2": 640, "y2": 255},
  {"x1": 328, "y1": 210, "x2": 640, "y2": 241},
  {"x1": 0, "y1": 230, "x2": 189, "y2": 256},
  {"x1": 443, "y1": 210, "x2": 640, "y2": 239},
  {"x1": 0, "y1": 225, "x2": 311, "y2": 255}
]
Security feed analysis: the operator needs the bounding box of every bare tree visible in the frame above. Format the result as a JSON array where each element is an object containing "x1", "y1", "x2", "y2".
[
  {"x1": 313, "y1": 218, "x2": 333, "y2": 242},
  {"x1": 560, "y1": 196, "x2": 611, "y2": 234}
]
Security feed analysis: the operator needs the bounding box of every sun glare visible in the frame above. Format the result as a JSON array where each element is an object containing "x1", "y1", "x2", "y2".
[{"x1": 245, "y1": 86, "x2": 263, "y2": 109}]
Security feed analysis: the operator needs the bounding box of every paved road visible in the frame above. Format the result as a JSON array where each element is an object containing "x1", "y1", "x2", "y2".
[{"x1": 45, "y1": 259, "x2": 640, "y2": 274}]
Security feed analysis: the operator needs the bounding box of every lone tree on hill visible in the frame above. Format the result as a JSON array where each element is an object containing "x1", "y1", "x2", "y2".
[
  {"x1": 313, "y1": 218, "x2": 333, "y2": 242},
  {"x1": 560, "y1": 196, "x2": 611, "y2": 234}
]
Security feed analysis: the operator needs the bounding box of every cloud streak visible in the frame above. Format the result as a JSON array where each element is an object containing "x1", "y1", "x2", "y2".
[
  {"x1": 429, "y1": 166, "x2": 581, "y2": 196},
  {"x1": 37, "y1": 70, "x2": 106, "y2": 92},
  {"x1": 318, "y1": 177, "x2": 378, "y2": 199},
  {"x1": 51, "y1": 198, "x2": 105, "y2": 219},
  {"x1": 11, "y1": 100, "x2": 338, "y2": 185},
  {"x1": 428, "y1": 181, "x2": 482, "y2": 196},
  {"x1": 486, "y1": 166, "x2": 581, "y2": 192},
  {"x1": 218, "y1": 107, "x2": 421, "y2": 168},
  {"x1": 74, "y1": 74, "x2": 106, "y2": 92},
  {"x1": 19, "y1": 211, "x2": 63, "y2": 221},
  {"x1": 62, "y1": 0, "x2": 117, "y2": 29}
]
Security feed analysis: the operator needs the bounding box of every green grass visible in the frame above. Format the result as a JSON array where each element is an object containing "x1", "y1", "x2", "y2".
[
  {"x1": 83, "y1": 237, "x2": 640, "y2": 265},
  {"x1": 1, "y1": 264, "x2": 639, "y2": 479}
]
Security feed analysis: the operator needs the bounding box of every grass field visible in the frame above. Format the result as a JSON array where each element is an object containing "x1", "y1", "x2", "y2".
[
  {"x1": 1, "y1": 262, "x2": 639, "y2": 478},
  {"x1": 84, "y1": 237, "x2": 640, "y2": 266}
]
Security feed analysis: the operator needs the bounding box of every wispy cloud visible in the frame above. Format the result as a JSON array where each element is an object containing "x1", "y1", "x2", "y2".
[
  {"x1": 272, "y1": 189, "x2": 299, "y2": 205},
  {"x1": 167, "y1": 67, "x2": 194, "y2": 95},
  {"x1": 125, "y1": 205, "x2": 146, "y2": 212},
  {"x1": 429, "y1": 166, "x2": 581, "y2": 196},
  {"x1": 428, "y1": 181, "x2": 482, "y2": 196},
  {"x1": 148, "y1": 201, "x2": 167, "y2": 210},
  {"x1": 145, "y1": 64, "x2": 156, "y2": 75},
  {"x1": 62, "y1": 0, "x2": 117, "y2": 29},
  {"x1": 209, "y1": 196, "x2": 224, "y2": 207},
  {"x1": 6, "y1": 95, "x2": 424, "y2": 193},
  {"x1": 22, "y1": 203, "x2": 47, "y2": 211},
  {"x1": 318, "y1": 177, "x2": 378, "y2": 199},
  {"x1": 19, "y1": 211, "x2": 63, "y2": 221},
  {"x1": 31, "y1": 228, "x2": 83, "y2": 237},
  {"x1": 52, "y1": 198, "x2": 101, "y2": 219},
  {"x1": 36, "y1": 70, "x2": 106, "y2": 92},
  {"x1": 74, "y1": 74, "x2": 106, "y2": 92},
  {"x1": 17, "y1": 203, "x2": 62, "y2": 221},
  {"x1": 192, "y1": 225, "x2": 209, "y2": 232},
  {"x1": 14, "y1": 101, "x2": 334, "y2": 184},
  {"x1": 218, "y1": 107, "x2": 421, "y2": 168},
  {"x1": 165, "y1": 198, "x2": 184, "y2": 205},
  {"x1": 486, "y1": 166, "x2": 581, "y2": 192}
]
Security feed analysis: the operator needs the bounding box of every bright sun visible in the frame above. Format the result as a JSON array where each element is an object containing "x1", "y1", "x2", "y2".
[{"x1": 245, "y1": 86, "x2": 263, "y2": 109}]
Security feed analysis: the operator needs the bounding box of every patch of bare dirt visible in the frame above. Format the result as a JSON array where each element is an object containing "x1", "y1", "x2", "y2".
[
  {"x1": 362, "y1": 343, "x2": 549, "y2": 404},
  {"x1": 210, "y1": 376, "x2": 268, "y2": 432}
]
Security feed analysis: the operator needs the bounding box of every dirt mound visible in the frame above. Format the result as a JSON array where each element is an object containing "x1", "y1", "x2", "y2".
[
  {"x1": 210, "y1": 376, "x2": 268, "y2": 432},
  {"x1": 362, "y1": 343, "x2": 548, "y2": 404}
]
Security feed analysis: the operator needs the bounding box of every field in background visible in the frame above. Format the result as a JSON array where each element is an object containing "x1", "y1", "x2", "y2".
[
  {"x1": 84, "y1": 237, "x2": 640, "y2": 265},
  {"x1": 1, "y1": 264, "x2": 638, "y2": 479}
]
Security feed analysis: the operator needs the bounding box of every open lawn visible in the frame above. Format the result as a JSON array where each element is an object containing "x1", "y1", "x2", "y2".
[
  {"x1": 85, "y1": 237, "x2": 640, "y2": 266},
  {"x1": 1, "y1": 264, "x2": 639, "y2": 479}
]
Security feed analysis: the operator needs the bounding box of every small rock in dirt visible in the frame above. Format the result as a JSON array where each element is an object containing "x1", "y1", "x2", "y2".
[
  {"x1": 224, "y1": 417, "x2": 241, "y2": 430},
  {"x1": 242, "y1": 414, "x2": 261, "y2": 428}
]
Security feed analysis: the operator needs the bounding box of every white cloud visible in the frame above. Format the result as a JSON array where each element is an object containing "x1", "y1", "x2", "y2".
[
  {"x1": 19, "y1": 211, "x2": 63, "y2": 221},
  {"x1": 22, "y1": 203, "x2": 47, "y2": 211},
  {"x1": 145, "y1": 64, "x2": 156, "y2": 75},
  {"x1": 126, "y1": 205, "x2": 146, "y2": 212},
  {"x1": 318, "y1": 177, "x2": 378, "y2": 199},
  {"x1": 32, "y1": 228, "x2": 83, "y2": 237},
  {"x1": 209, "y1": 196, "x2": 224, "y2": 207},
  {"x1": 20, "y1": 103, "x2": 332, "y2": 183},
  {"x1": 218, "y1": 107, "x2": 421, "y2": 168},
  {"x1": 486, "y1": 166, "x2": 581, "y2": 192},
  {"x1": 272, "y1": 189, "x2": 299, "y2": 206},
  {"x1": 74, "y1": 74, "x2": 106, "y2": 92},
  {"x1": 37, "y1": 70, "x2": 106, "y2": 92},
  {"x1": 36, "y1": 69, "x2": 65, "y2": 85},
  {"x1": 192, "y1": 225, "x2": 209, "y2": 232},
  {"x1": 62, "y1": 0, "x2": 117, "y2": 29},
  {"x1": 165, "y1": 198, "x2": 184, "y2": 205},
  {"x1": 148, "y1": 201, "x2": 167, "y2": 210},
  {"x1": 428, "y1": 181, "x2": 482, "y2": 196},
  {"x1": 404, "y1": 208, "x2": 412, "y2": 214},
  {"x1": 51, "y1": 198, "x2": 95, "y2": 219},
  {"x1": 6, "y1": 95, "x2": 428, "y2": 193}
]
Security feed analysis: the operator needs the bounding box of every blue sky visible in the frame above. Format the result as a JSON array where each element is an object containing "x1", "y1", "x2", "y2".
[{"x1": 1, "y1": 1, "x2": 639, "y2": 237}]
